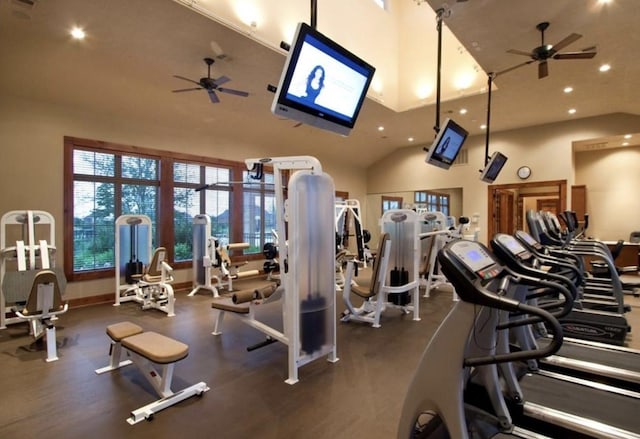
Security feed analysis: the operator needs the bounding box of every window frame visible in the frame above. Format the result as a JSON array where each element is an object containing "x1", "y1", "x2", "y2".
[
  {"x1": 63, "y1": 136, "x2": 265, "y2": 282},
  {"x1": 414, "y1": 190, "x2": 450, "y2": 216}
]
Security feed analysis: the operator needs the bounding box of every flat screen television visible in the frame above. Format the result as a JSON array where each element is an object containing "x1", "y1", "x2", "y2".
[
  {"x1": 424, "y1": 118, "x2": 469, "y2": 170},
  {"x1": 271, "y1": 22, "x2": 376, "y2": 136},
  {"x1": 479, "y1": 151, "x2": 508, "y2": 183}
]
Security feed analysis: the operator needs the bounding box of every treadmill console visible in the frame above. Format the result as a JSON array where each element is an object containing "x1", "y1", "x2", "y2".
[
  {"x1": 447, "y1": 240, "x2": 501, "y2": 280},
  {"x1": 516, "y1": 230, "x2": 543, "y2": 251},
  {"x1": 496, "y1": 234, "x2": 531, "y2": 260}
]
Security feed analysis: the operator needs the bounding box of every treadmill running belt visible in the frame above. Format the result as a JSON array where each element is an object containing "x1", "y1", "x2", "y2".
[
  {"x1": 539, "y1": 338, "x2": 640, "y2": 372},
  {"x1": 519, "y1": 373, "x2": 640, "y2": 434}
]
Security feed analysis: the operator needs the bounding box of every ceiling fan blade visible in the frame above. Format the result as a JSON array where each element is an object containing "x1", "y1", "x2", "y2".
[
  {"x1": 554, "y1": 51, "x2": 597, "y2": 60},
  {"x1": 507, "y1": 49, "x2": 533, "y2": 57},
  {"x1": 173, "y1": 75, "x2": 201, "y2": 86},
  {"x1": 213, "y1": 75, "x2": 231, "y2": 87},
  {"x1": 550, "y1": 33, "x2": 582, "y2": 53},
  {"x1": 172, "y1": 87, "x2": 202, "y2": 93},
  {"x1": 495, "y1": 60, "x2": 535, "y2": 78},
  {"x1": 538, "y1": 60, "x2": 549, "y2": 79},
  {"x1": 217, "y1": 87, "x2": 249, "y2": 97},
  {"x1": 293, "y1": 122, "x2": 303, "y2": 128},
  {"x1": 208, "y1": 89, "x2": 220, "y2": 103}
]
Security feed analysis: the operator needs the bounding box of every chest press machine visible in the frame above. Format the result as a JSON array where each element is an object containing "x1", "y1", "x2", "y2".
[
  {"x1": 114, "y1": 215, "x2": 175, "y2": 316},
  {"x1": 0, "y1": 210, "x2": 68, "y2": 362},
  {"x1": 210, "y1": 156, "x2": 338, "y2": 384}
]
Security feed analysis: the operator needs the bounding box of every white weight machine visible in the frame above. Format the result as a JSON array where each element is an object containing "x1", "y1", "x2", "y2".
[
  {"x1": 341, "y1": 209, "x2": 421, "y2": 327},
  {"x1": 0, "y1": 210, "x2": 68, "y2": 361},
  {"x1": 419, "y1": 211, "x2": 472, "y2": 300},
  {"x1": 334, "y1": 199, "x2": 369, "y2": 290},
  {"x1": 211, "y1": 156, "x2": 338, "y2": 384},
  {"x1": 188, "y1": 214, "x2": 259, "y2": 297},
  {"x1": 114, "y1": 215, "x2": 175, "y2": 316}
]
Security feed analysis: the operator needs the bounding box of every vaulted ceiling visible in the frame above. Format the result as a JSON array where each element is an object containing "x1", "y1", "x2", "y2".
[{"x1": 1, "y1": 0, "x2": 637, "y2": 168}]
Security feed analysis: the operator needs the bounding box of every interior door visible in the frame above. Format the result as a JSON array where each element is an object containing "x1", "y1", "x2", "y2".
[{"x1": 494, "y1": 189, "x2": 515, "y2": 235}]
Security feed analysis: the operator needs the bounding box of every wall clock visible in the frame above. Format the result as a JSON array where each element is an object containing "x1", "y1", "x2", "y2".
[{"x1": 517, "y1": 166, "x2": 531, "y2": 180}]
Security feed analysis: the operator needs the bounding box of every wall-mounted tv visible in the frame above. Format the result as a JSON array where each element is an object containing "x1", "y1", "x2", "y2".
[
  {"x1": 479, "y1": 151, "x2": 508, "y2": 183},
  {"x1": 424, "y1": 118, "x2": 469, "y2": 170},
  {"x1": 271, "y1": 22, "x2": 376, "y2": 136}
]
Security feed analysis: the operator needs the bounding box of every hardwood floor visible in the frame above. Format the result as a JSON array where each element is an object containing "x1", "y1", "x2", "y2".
[
  {"x1": 0, "y1": 280, "x2": 456, "y2": 439},
  {"x1": 2, "y1": 273, "x2": 639, "y2": 439}
]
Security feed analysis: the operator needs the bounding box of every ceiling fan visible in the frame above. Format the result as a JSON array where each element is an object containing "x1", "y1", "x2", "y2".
[
  {"x1": 172, "y1": 57, "x2": 249, "y2": 103},
  {"x1": 506, "y1": 21, "x2": 597, "y2": 79}
]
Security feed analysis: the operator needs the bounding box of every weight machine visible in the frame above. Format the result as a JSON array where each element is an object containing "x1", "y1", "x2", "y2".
[
  {"x1": 114, "y1": 215, "x2": 175, "y2": 316},
  {"x1": 334, "y1": 199, "x2": 371, "y2": 290},
  {"x1": 188, "y1": 214, "x2": 259, "y2": 297},
  {"x1": 211, "y1": 156, "x2": 338, "y2": 384},
  {"x1": 419, "y1": 211, "x2": 471, "y2": 301},
  {"x1": 380, "y1": 209, "x2": 421, "y2": 320},
  {"x1": 0, "y1": 210, "x2": 68, "y2": 361}
]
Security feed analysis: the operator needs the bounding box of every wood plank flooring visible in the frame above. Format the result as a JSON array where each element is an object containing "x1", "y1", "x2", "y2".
[
  {"x1": 0, "y1": 279, "x2": 456, "y2": 439},
  {"x1": 2, "y1": 274, "x2": 639, "y2": 439}
]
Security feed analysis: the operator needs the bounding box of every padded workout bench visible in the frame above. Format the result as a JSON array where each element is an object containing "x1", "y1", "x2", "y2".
[{"x1": 95, "y1": 321, "x2": 209, "y2": 425}]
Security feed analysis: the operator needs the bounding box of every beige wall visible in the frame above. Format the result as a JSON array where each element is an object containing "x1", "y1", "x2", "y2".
[
  {"x1": 574, "y1": 144, "x2": 640, "y2": 241},
  {"x1": 0, "y1": 95, "x2": 366, "y2": 300},
  {"x1": 366, "y1": 113, "x2": 640, "y2": 243},
  {"x1": 2, "y1": 91, "x2": 639, "y2": 300}
]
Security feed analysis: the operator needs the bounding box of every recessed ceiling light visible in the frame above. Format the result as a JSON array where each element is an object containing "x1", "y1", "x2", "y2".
[
  {"x1": 459, "y1": 108, "x2": 468, "y2": 115},
  {"x1": 408, "y1": 137, "x2": 414, "y2": 142},
  {"x1": 568, "y1": 108, "x2": 577, "y2": 115},
  {"x1": 599, "y1": 64, "x2": 611, "y2": 72},
  {"x1": 377, "y1": 126, "x2": 384, "y2": 132},
  {"x1": 480, "y1": 124, "x2": 487, "y2": 130},
  {"x1": 622, "y1": 142, "x2": 629, "y2": 146},
  {"x1": 563, "y1": 86, "x2": 573, "y2": 93},
  {"x1": 70, "y1": 26, "x2": 86, "y2": 40},
  {"x1": 624, "y1": 134, "x2": 632, "y2": 139}
]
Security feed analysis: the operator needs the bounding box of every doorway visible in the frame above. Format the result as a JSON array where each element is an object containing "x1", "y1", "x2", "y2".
[{"x1": 487, "y1": 179, "x2": 567, "y2": 239}]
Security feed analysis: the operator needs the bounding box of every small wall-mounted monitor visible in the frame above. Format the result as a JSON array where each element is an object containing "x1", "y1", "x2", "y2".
[
  {"x1": 480, "y1": 151, "x2": 508, "y2": 183},
  {"x1": 424, "y1": 118, "x2": 469, "y2": 170},
  {"x1": 271, "y1": 22, "x2": 376, "y2": 136}
]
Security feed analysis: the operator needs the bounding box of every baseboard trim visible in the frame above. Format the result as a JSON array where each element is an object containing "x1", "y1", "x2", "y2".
[{"x1": 67, "y1": 281, "x2": 192, "y2": 308}]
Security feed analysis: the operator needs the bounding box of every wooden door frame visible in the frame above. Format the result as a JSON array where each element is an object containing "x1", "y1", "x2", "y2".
[{"x1": 487, "y1": 179, "x2": 567, "y2": 241}]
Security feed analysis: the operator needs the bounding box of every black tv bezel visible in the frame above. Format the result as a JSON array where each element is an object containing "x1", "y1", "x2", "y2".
[
  {"x1": 480, "y1": 151, "x2": 508, "y2": 183},
  {"x1": 424, "y1": 118, "x2": 469, "y2": 170},
  {"x1": 271, "y1": 22, "x2": 375, "y2": 136}
]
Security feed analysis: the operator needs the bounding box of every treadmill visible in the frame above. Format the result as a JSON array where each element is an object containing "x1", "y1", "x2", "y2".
[
  {"x1": 498, "y1": 232, "x2": 630, "y2": 346},
  {"x1": 440, "y1": 240, "x2": 640, "y2": 438},
  {"x1": 398, "y1": 239, "x2": 563, "y2": 439},
  {"x1": 491, "y1": 233, "x2": 640, "y2": 389}
]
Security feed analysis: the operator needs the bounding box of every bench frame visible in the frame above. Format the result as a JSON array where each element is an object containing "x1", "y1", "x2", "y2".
[{"x1": 95, "y1": 324, "x2": 209, "y2": 424}]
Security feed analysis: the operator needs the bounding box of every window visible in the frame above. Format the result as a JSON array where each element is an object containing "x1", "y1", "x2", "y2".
[
  {"x1": 173, "y1": 162, "x2": 232, "y2": 262},
  {"x1": 70, "y1": 148, "x2": 159, "y2": 275},
  {"x1": 64, "y1": 137, "x2": 269, "y2": 281},
  {"x1": 381, "y1": 195, "x2": 402, "y2": 212},
  {"x1": 414, "y1": 190, "x2": 450, "y2": 216}
]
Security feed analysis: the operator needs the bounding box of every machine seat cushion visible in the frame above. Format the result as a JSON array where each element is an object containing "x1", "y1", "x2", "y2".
[
  {"x1": 352, "y1": 284, "x2": 376, "y2": 299},
  {"x1": 122, "y1": 331, "x2": 188, "y2": 364},
  {"x1": 211, "y1": 296, "x2": 250, "y2": 314},
  {"x1": 106, "y1": 321, "x2": 144, "y2": 342}
]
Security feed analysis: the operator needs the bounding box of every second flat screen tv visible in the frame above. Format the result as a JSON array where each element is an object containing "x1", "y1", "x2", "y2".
[
  {"x1": 480, "y1": 151, "x2": 508, "y2": 183},
  {"x1": 424, "y1": 118, "x2": 469, "y2": 170},
  {"x1": 271, "y1": 22, "x2": 376, "y2": 136}
]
